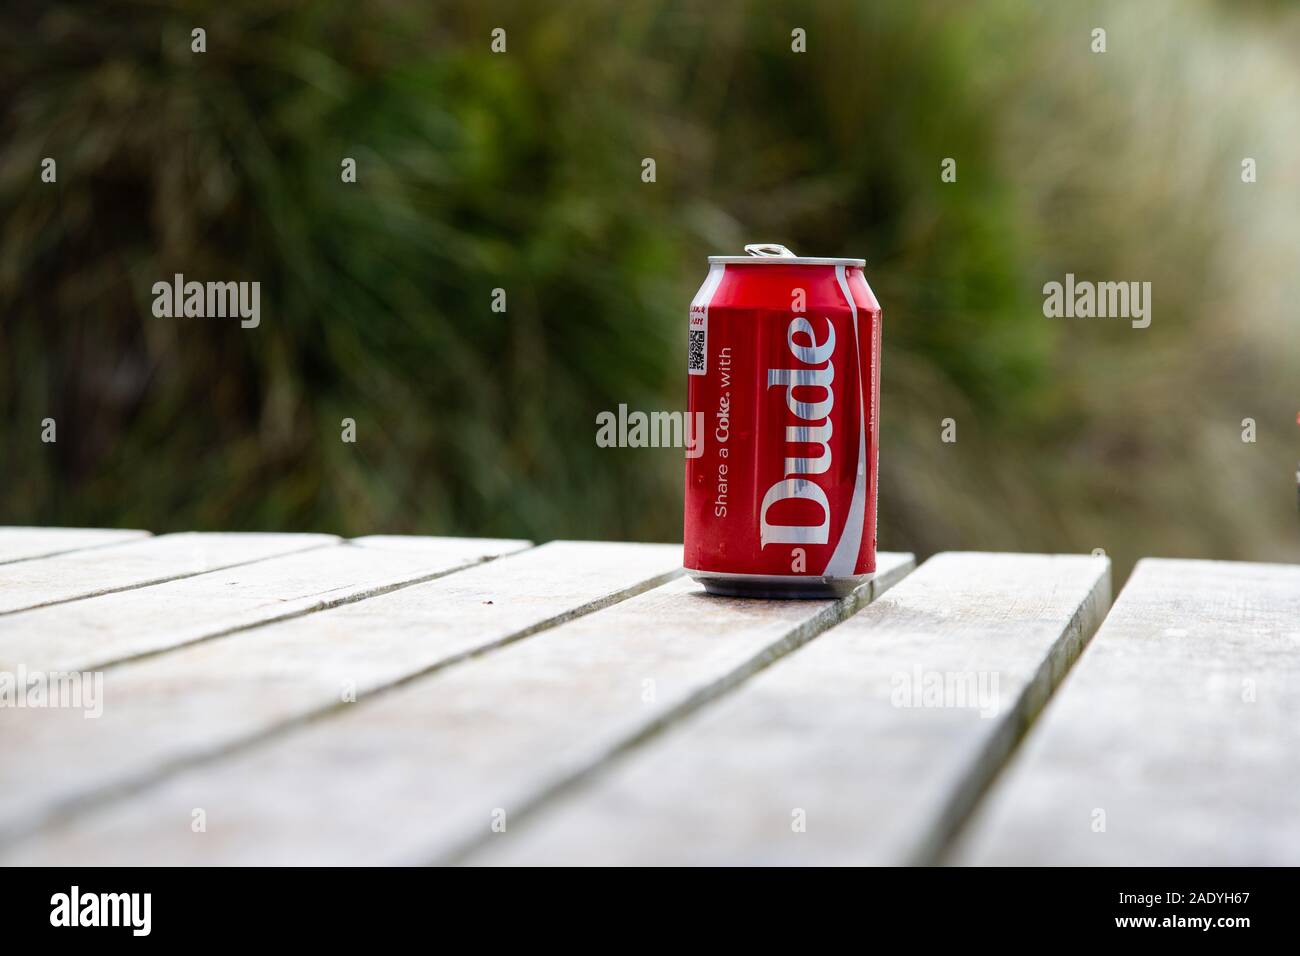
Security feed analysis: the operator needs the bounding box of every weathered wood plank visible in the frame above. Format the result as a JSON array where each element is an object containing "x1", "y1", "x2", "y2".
[
  {"x1": 1, "y1": 552, "x2": 913, "y2": 865},
  {"x1": 347, "y1": 535, "x2": 505, "y2": 552},
  {"x1": 0, "y1": 531, "x2": 336, "y2": 615},
  {"x1": 0, "y1": 527, "x2": 150, "y2": 565},
  {"x1": 953, "y1": 557, "x2": 1300, "y2": 866},
  {"x1": 0, "y1": 541, "x2": 680, "y2": 844},
  {"x1": 472, "y1": 551, "x2": 1111, "y2": 865},
  {"x1": 0, "y1": 535, "x2": 528, "y2": 673}
]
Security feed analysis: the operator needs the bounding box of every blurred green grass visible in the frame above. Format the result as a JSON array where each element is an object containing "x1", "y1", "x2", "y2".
[{"x1": 2, "y1": 0, "x2": 1298, "y2": 582}]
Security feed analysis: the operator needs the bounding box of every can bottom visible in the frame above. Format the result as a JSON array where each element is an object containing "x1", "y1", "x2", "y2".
[{"x1": 686, "y1": 568, "x2": 872, "y2": 600}]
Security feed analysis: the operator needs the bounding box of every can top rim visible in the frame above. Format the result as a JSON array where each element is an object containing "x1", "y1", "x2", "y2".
[{"x1": 707, "y1": 256, "x2": 866, "y2": 267}]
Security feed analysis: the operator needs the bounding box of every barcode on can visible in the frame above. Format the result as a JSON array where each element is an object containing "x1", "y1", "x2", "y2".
[
  {"x1": 688, "y1": 329, "x2": 706, "y2": 373},
  {"x1": 688, "y1": 308, "x2": 707, "y2": 375}
]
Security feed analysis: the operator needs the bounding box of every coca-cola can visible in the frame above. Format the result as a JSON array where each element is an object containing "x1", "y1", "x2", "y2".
[{"x1": 683, "y1": 244, "x2": 882, "y2": 598}]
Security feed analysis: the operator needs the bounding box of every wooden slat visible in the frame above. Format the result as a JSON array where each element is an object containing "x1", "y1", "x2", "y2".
[
  {"x1": 0, "y1": 535, "x2": 528, "y2": 673},
  {"x1": 347, "y1": 535, "x2": 502, "y2": 552},
  {"x1": 2, "y1": 551, "x2": 913, "y2": 865},
  {"x1": 0, "y1": 527, "x2": 150, "y2": 565},
  {"x1": 0, "y1": 531, "x2": 336, "y2": 614},
  {"x1": 954, "y1": 557, "x2": 1300, "y2": 865},
  {"x1": 0, "y1": 541, "x2": 679, "y2": 844},
  {"x1": 473, "y1": 551, "x2": 1111, "y2": 865}
]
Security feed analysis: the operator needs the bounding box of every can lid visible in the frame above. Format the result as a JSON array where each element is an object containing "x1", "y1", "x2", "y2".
[{"x1": 708, "y1": 243, "x2": 865, "y2": 267}]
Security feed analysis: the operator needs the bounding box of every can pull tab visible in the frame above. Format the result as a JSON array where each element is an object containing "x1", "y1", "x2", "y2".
[{"x1": 743, "y1": 243, "x2": 796, "y2": 258}]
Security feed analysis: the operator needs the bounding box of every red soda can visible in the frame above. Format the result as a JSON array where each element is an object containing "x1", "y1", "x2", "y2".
[{"x1": 684, "y1": 244, "x2": 882, "y2": 598}]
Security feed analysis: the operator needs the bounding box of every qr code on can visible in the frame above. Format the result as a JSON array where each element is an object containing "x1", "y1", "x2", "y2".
[{"x1": 688, "y1": 328, "x2": 706, "y2": 374}]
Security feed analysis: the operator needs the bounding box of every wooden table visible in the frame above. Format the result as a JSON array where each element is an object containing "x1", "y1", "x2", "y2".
[{"x1": 1, "y1": 527, "x2": 1296, "y2": 865}]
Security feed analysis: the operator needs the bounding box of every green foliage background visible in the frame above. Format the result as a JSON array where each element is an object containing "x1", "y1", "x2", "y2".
[{"x1": 3, "y1": 0, "x2": 1299, "y2": 581}]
